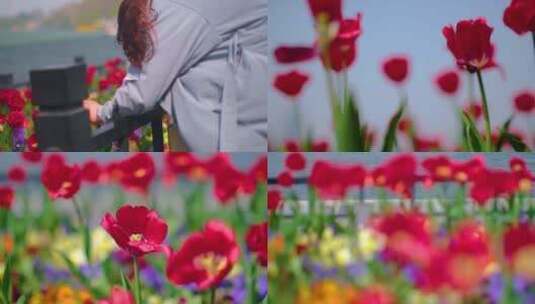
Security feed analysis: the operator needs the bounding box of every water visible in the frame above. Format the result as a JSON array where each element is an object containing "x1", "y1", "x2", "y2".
[{"x1": 0, "y1": 30, "x2": 123, "y2": 84}]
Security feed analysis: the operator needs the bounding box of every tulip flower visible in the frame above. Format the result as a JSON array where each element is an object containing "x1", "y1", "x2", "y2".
[
  {"x1": 285, "y1": 152, "x2": 306, "y2": 171},
  {"x1": 311, "y1": 140, "x2": 330, "y2": 152},
  {"x1": 307, "y1": 0, "x2": 342, "y2": 24},
  {"x1": 321, "y1": 13, "x2": 362, "y2": 72},
  {"x1": 284, "y1": 140, "x2": 300, "y2": 152},
  {"x1": 503, "y1": 222, "x2": 535, "y2": 280},
  {"x1": 101, "y1": 204, "x2": 168, "y2": 257},
  {"x1": 382, "y1": 55, "x2": 410, "y2": 85},
  {"x1": 81, "y1": 160, "x2": 102, "y2": 184},
  {"x1": 503, "y1": 0, "x2": 535, "y2": 35},
  {"x1": 470, "y1": 168, "x2": 518, "y2": 205},
  {"x1": 513, "y1": 91, "x2": 535, "y2": 113},
  {"x1": 273, "y1": 70, "x2": 310, "y2": 97},
  {"x1": 464, "y1": 102, "x2": 483, "y2": 121},
  {"x1": 274, "y1": 45, "x2": 317, "y2": 64},
  {"x1": 309, "y1": 160, "x2": 366, "y2": 199},
  {"x1": 422, "y1": 156, "x2": 453, "y2": 182},
  {"x1": 41, "y1": 154, "x2": 81, "y2": 200},
  {"x1": 166, "y1": 220, "x2": 239, "y2": 290},
  {"x1": 98, "y1": 286, "x2": 135, "y2": 304},
  {"x1": 0, "y1": 186, "x2": 14, "y2": 210},
  {"x1": 268, "y1": 189, "x2": 283, "y2": 212},
  {"x1": 246, "y1": 222, "x2": 268, "y2": 267},
  {"x1": 7, "y1": 166, "x2": 26, "y2": 183},
  {"x1": 117, "y1": 153, "x2": 155, "y2": 195},
  {"x1": 435, "y1": 69, "x2": 460, "y2": 96},
  {"x1": 277, "y1": 171, "x2": 294, "y2": 188}
]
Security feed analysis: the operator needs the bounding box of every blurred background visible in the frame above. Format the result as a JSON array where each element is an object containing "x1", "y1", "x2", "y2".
[
  {"x1": 0, "y1": 0, "x2": 122, "y2": 84},
  {"x1": 269, "y1": 0, "x2": 535, "y2": 149}
]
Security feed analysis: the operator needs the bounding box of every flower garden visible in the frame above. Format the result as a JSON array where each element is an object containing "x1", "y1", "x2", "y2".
[
  {"x1": 268, "y1": 153, "x2": 535, "y2": 303},
  {"x1": 271, "y1": 0, "x2": 535, "y2": 152},
  {"x1": 0, "y1": 58, "x2": 169, "y2": 152},
  {"x1": 0, "y1": 152, "x2": 267, "y2": 303}
]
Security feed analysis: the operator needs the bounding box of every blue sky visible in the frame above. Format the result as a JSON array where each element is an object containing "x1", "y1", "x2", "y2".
[{"x1": 269, "y1": 0, "x2": 535, "y2": 149}]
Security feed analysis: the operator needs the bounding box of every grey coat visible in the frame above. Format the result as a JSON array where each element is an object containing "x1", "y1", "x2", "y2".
[{"x1": 98, "y1": 0, "x2": 267, "y2": 152}]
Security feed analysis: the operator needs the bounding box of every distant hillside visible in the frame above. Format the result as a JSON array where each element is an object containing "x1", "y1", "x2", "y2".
[{"x1": 43, "y1": 0, "x2": 121, "y2": 33}]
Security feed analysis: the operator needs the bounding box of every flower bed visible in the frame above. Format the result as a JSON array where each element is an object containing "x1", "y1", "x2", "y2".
[
  {"x1": 0, "y1": 152, "x2": 267, "y2": 303},
  {"x1": 268, "y1": 153, "x2": 534, "y2": 303},
  {"x1": 0, "y1": 58, "x2": 169, "y2": 152}
]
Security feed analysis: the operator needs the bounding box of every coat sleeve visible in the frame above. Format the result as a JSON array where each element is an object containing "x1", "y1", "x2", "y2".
[{"x1": 98, "y1": 2, "x2": 219, "y2": 122}]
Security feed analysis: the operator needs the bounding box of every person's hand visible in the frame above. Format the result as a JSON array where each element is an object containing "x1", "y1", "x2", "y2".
[{"x1": 83, "y1": 99, "x2": 102, "y2": 124}]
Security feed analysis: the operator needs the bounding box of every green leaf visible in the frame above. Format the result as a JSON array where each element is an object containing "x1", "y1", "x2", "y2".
[
  {"x1": 185, "y1": 184, "x2": 206, "y2": 232},
  {"x1": 460, "y1": 111, "x2": 483, "y2": 152},
  {"x1": 57, "y1": 251, "x2": 106, "y2": 298},
  {"x1": 120, "y1": 269, "x2": 132, "y2": 292},
  {"x1": 82, "y1": 225, "x2": 92, "y2": 264},
  {"x1": 495, "y1": 116, "x2": 513, "y2": 151},
  {"x1": 505, "y1": 133, "x2": 531, "y2": 152},
  {"x1": 333, "y1": 94, "x2": 362, "y2": 151},
  {"x1": 1, "y1": 256, "x2": 11, "y2": 304},
  {"x1": 381, "y1": 102, "x2": 405, "y2": 152},
  {"x1": 15, "y1": 294, "x2": 27, "y2": 304}
]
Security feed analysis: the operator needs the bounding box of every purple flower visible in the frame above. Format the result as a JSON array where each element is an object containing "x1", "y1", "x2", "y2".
[
  {"x1": 12, "y1": 127, "x2": 25, "y2": 151},
  {"x1": 141, "y1": 265, "x2": 165, "y2": 292},
  {"x1": 80, "y1": 263, "x2": 101, "y2": 279}
]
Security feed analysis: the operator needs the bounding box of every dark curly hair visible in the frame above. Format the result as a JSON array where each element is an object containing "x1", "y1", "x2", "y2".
[{"x1": 117, "y1": 0, "x2": 156, "y2": 67}]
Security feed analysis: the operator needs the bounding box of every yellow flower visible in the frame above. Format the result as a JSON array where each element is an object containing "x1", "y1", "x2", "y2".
[{"x1": 357, "y1": 228, "x2": 384, "y2": 261}]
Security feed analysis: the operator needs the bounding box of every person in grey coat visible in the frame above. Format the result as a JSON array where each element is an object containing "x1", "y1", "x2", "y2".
[{"x1": 84, "y1": 0, "x2": 267, "y2": 152}]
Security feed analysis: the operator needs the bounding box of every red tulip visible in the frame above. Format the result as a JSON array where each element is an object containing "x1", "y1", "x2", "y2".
[
  {"x1": 117, "y1": 153, "x2": 155, "y2": 194},
  {"x1": 382, "y1": 55, "x2": 410, "y2": 84},
  {"x1": 274, "y1": 46, "x2": 316, "y2": 64},
  {"x1": 211, "y1": 154, "x2": 262, "y2": 203},
  {"x1": 443, "y1": 18, "x2": 497, "y2": 72},
  {"x1": 452, "y1": 157, "x2": 485, "y2": 183},
  {"x1": 397, "y1": 117, "x2": 412, "y2": 134},
  {"x1": 414, "y1": 136, "x2": 442, "y2": 152},
  {"x1": 7, "y1": 111, "x2": 25, "y2": 128},
  {"x1": 285, "y1": 152, "x2": 306, "y2": 171},
  {"x1": 165, "y1": 153, "x2": 213, "y2": 181},
  {"x1": 166, "y1": 220, "x2": 239, "y2": 290},
  {"x1": 284, "y1": 140, "x2": 300, "y2": 152},
  {"x1": 503, "y1": 0, "x2": 535, "y2": 35},
  {"x1": 268, "y1": 189, "x2": 282, "y2": 211},
  {"x1": 273, "y1": 70, "x2": 310, "y2": 97},
  {"x1": 6, "y1": 90, "x2": 24, "y2": 112},
  {"x1": 101, "y1": 205, "x2": 168, "y2": 257},
  {"x1": 277, "y1": 171, "x2": 294, "y2": 188},
  {"x1": 513, "y1": 91, "x2": 535, "y2": 113},
  {"x1": 246, "y1": 222, "x2": 268, "y2": 267},
  {"x1": 372, "y1": 210, "x2": 433, "y2": 267},
  {"x1": 510, "y1": 157, "x2": 527, "y2": 172},
  {"x1": 353, "y1": 286, "x2": 395, "y2": 304},
  {"x1": 311, "y1": 140, "x2": 330, "y2": 152},
  {"x1": 41, "y1": 154, "x2": 81, "y2": 199},
  {"x1": 0, "y1": 186, "x2": 15, "y2": 210},
  {"x1": 381, "y1": 154, "x2": 418, "y2": 198},
  {"x1": 422, "y1": 156, "x2": 453, "y2": 182},
  {"x1": 307, "y1": 0, "x2": 342, "y2": 24},
  {"x1": 86, "y1": 66, "x2": 97, "y2": 85},
  {"x1": 309, "y1": 160, "x2": 366, "y2": 199},
  {"x1": 322, "y1": 13, "x2": 362, "y2": 72},
  {"x1": 503, "y1": 222, "x2": 535, "y2": 279},
  {"x1": 98, "y1": 286, "x2": 135, "y2": 304},
  {"x1": 81, "y1": 160, "x2": 102, "y2": 184},
  {"x1": 435, "y1": 69, "x2": 460, "y2": 95},
  {"x1": 464, "y1": 102, "x2": 483, "y2": 120},
  {"x1": 7, "y1": 166, "x2": 26, "y2": 183},
  {"x1": 469, "y1": 168, "x2": 518, "y2": 205}
]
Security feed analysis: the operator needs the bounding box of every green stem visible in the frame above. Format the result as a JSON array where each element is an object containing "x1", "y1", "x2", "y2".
[
  {"x1": 475, "y1": 70, "x2": 492, "y2": 151},
  {"x1": 248, "y1": 262, "x2": 257, "y2": 304},
  {"x1": 72, "y1": 197, "x2": 85, "y2": 227},
  {"x1": 209, "y1": 287, "x2": 216, "y2": 304},
  {"x1": 133, "y1": 257, "x2": 142, "y2": 304}
]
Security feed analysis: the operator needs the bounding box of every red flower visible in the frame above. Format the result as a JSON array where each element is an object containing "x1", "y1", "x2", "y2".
[
  {"x1": 21, "y1": 151, "x2": 42, "y2": 164},
  {"x1": 513, "y1": 91, "x2": 535, "y2": 113},
  {"x1": 414, "y1": 136, "x2": 442, "y2": 152},
  {"x1": 464, "y1": 102, "x2": 483, "y2": 120},
  {"x1": 7, "y1": 111, "x2": 25, "y2": 128},
  {"x1": 277, "y1": 171, "x2": 294, "y2": 188},
  {"x1": 86, "y1": 65, "x2": 97, "y2": 85},
  {"x1": 101, "y1": 205, "x2": 168, "y2": 257},
  {"x1": 22, "y1": 88, "x2": 32, "y2": 101},
  {"x1": 309, "y1": 160, "x2": 366, "y2": 199},
  {"x1": 397, "y1": 118, "x2": 412, "y2": 134},
  {"x1": 285, "y1": 153, "x2": 306, "y2": 171},
  {"x1": 382, "y1": 55, "x2": 410, "y2": 84},
  {"x1": 41, "y1": 154, "x2": 81, "y2": 199},
  {"x1": 81, "y1": 160, "x2": 102, "y2": 184},
  {"x1": 26, "y1": 134, "x2": 39, "y2": 152},
  {"x1": 211, "y1": 155, "x2": 254, "y2": 203},
  {"x1": 372, "y1": 210, "x2": 433, "y2": 267},
  {"x1": 470, "y1": 168, "x2": 518, "y2": 205},
  {"x1": 510, "y1": 157, "x2": 527, "y2": 172},
  {"x1": 435, "y1": 69, "x2": 460, "y2": 95},
  {"x1": 274, "y1": 46, "x2": 316, "y2": 64},
  {"x1": 503, "y1": 0, "x2": 535, "y2": 35},
  {"x1": 381, "y1": 154, "x2": 418, "y2": 198},
  {"x1": 0, "y1": 186, "x2": 15, "y2": 210},
  {"x1": 354, "y1": 286, "x2": 395, "y2": 304},
  {"x1": 246, "y1": 222, "x2": 268, "y2": 267},
  {"x1": 284, "y1": 140, "x2": 300, "y2": 152},
  {"x1": 422, "y1": 156, "x2": 453, "y2": 182},
  {"x1": 165, "y1": 153, "x2": 214, "y2": 181},
  {"x1": 7, "y1": 166, "x2": 26, "y2": 183},
  {"x1": 98, "y1": 286, "x2": 135, "y2": 304},
  {"x1": 166, "y1": 220, "x2": 239, "y2": 290},
  {"x1": 452, "y1": 157, "x2": 485, "y2": 183},
  {"x1": 273, "y1": 70, "x2": 310, "y2": 97},
  {"x1": 322, "y1": 13, "x2": 362, "y2": 72},
  {"x1": 307, "y1": 0, "x2": 342, "y2": 24},
  {"x1": 443, "y1": 18, "x2": 497, "y2": 72},
  {"x1": 117, "y1": 153, "x2": 155, "y2": 194},
  {"x1": 6, "y1": 90, "x2": 24, "y2": 111},
  {"x1": 503, "y1": 222, "x2": 535, "y2": 277},
  {"x1": 311, "y1": 140, "x2": 329, "y2": 152},
  {"x1": 268, "y1": 189, "x2": 282, "y2": 211}
]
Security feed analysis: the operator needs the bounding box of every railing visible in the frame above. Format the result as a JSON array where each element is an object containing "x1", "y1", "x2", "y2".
[{"x1": 1, "y1": 57, "x2": 164, "y2": 152}]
